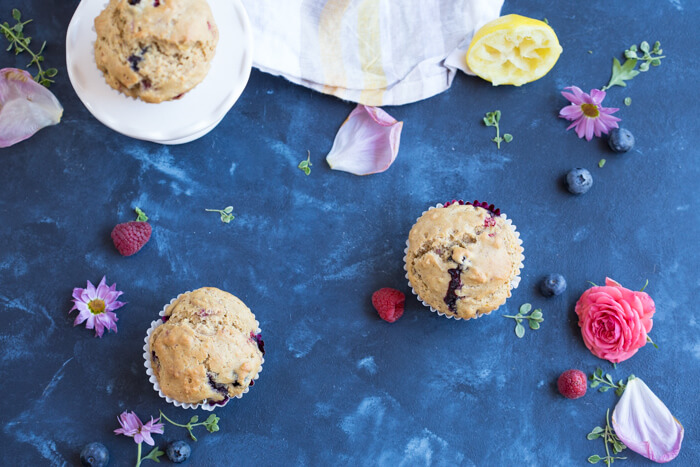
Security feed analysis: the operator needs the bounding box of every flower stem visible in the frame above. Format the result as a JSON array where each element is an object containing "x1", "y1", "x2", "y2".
[
  {"x1": 135, "y1": 442, "x2": 142, "y2": 467},
  {"x1": 159, "y1": 410, "x2": 187, "y2": 428}
]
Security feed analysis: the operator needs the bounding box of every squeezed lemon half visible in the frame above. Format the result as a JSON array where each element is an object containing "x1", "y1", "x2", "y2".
[{"x1": 466, "y1": 14, "x2": 563, "y2": 86}]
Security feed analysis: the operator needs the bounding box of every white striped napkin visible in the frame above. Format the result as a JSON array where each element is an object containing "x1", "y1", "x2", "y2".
[{"x1": 241, "y1": 0, "x2": 503, "y2": 106}]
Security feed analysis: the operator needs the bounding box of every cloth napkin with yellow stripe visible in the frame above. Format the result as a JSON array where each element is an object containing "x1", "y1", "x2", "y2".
[{"x1": 241, "y1": 0, "x2": 504, "y2": 106}]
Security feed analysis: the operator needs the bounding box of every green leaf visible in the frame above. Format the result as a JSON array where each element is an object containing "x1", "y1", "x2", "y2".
[
  {"x1": 604, "y1": 58, "x2": 639, "y2": 90},
  {"x1": 189, "y1": 415, "x2": 199, "y2": 424},
  {"x1": 599, "y1": 386, "x2": 610, "y2": 392},
  {"x1": 650, "y1": 58, "x2": 661, "y2": 66},
  {"x1": 624, "y1": 97, "x2": 631, "y2": 106},
  {"x1": 519, "y1": 303, "x2": 532, "y2": 314},
  {"x1": 639, "y1": 61, "x2": 649, "y2": 72},
  {"x1": 615, "y1": 387, "x2": 625, "y2": 397},
  {"x1": 595, "y1": 368, "x2": 603, "y2": 378},
  {"x1": 483, "y1": 117, "x2": 492, "y2": 126},
  {"x1": 223, "y1": 206, "x2": 234, "y2": 214},
  {"x1": 143, "y1": 447, "x2": 164, "y2": 462},
  {"x1": 515, "y1": 323, "x2": 525, "y2": 338},
  {"x1": 587, "y1": 432, "x2": 601, "y2": 440},
  {"x1": 494, "y1": 110, "x2": 501, "y2": 122},
  {"x1": 588, "y1": 455, "x2": 601, "y2": 464},
  {"x1": 624, "y1": 50, "x2": 637, "y2": 59},
  {"x1": 45, "y1": 67, "x2": 58, "y2": 77},
  {"x1": 653, "y1": 41, "x2": 661, "y2": 52},
  {"x1": 543, "y1": 17, "x2": 548, "y2": 24},
  {"x1": 590, "y1": 380, "x2": 600, "y2": 388},
  {"x1": 515, "y1": 317, "x2": 522, "y2": 324},
  {"x1": 530, "y1": 310, "x2": 543, "y2": 320},
  {"x1": 503, "y1": 133, "x2": 513, "y2": 143},
  {"x1": 629, "y1": 44, "x2": 637, "y2": 52},
  {"x1": 640, "y1": 41, "x2": 649, "y2": 53},
  {"x1": 598, "y1": 159, "x2": 606, "y2": 168},
  {"x1": 605, "y1": 374, "x2": 614, "y2": 384},
  {"x1": 591, "y1": 426, "x2": 604, "y2": 434},
  {"x1": 529, "y1": 321, "x2": 540, "y2": 330},
  {"x1": 12, "y1": 9, "x2": 21, "y2": 21}
]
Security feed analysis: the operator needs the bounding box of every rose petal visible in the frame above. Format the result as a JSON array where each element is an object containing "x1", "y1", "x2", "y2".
[
  {"x1": 0, "y1": 68, "x2": 62, "y2": 148},
  {"x1": 612, "y1": 378, "x2": 684, "y2": 463},
  {"x1": 326, "y1": 105, "x2": 403, "y2": 176}
]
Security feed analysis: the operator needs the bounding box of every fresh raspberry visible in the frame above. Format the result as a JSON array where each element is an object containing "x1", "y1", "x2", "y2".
[
  {"x1": 557, "y1": 369, "x2": 587, "y2": 399},
  {"x1": 372, "y1": 288, "x2": 405, "y2": 323},
  {"x1": 111, "y1": 221, "x2": 151, "y2": 256}
]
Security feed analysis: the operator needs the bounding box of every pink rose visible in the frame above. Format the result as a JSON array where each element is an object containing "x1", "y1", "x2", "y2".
[{"x1": 575, "y1": 278, "x2": 655, "y2": 363}]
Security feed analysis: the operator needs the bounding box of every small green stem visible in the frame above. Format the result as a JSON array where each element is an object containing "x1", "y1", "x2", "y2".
[
  {"x1": 495, "y1": 123, "x2": 501, "y2": 149},
  {"x1": 159, "y1": 410, "x2": 187, "y2": 428},
  {"x1": 604, "y1": 410, "x2": 612, "y2": 466},
  {"x1": 135, "y1": 442, "x2": 142, "y2": 467}
]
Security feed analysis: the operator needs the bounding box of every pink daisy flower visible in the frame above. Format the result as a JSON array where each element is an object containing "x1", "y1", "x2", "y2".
[
  {"x1": 559, "y1": 86, "x2": 621, "y2": 141},
  {"x1": 69, "y1": 276, "x2": 125, "y2": 337},
  {"x1": 114, "y1": 411, "x2": 164, "y2": 446}
]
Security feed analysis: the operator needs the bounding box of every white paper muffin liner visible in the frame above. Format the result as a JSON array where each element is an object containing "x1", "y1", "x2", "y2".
[
  {"x1": 403, "y1": 203, "x2": 525, "y2": 321},
  {"x1": 143, "y1": 291, "x2": 264, "y2": 411}
]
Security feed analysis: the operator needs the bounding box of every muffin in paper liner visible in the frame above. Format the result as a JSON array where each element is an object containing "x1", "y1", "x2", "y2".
[
  {"x1": 143, "y1": 291, "x2": 264, "y2": 411},
  {"x1": 403, "y1": 202, "x2": 525, "y2": 320}
]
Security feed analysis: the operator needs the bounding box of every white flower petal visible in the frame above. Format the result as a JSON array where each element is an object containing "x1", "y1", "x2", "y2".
[
  {"x1": 612, "y1": 378, "x2": 684, "y2": 463},
  {"x1": 0, "y1": 68, "x2": 62, "y2": 148},
  {"x1": 326, "y1": 105, "x2": 403, "y2": 176}
]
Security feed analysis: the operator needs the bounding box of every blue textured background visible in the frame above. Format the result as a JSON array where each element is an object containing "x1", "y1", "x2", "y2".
[{"x1": 1, "y1": 1, "x2": 698, "y2": 465}]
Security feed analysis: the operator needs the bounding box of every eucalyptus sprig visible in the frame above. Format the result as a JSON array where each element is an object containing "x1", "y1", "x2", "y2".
[
  {"x1": 205, "y1": 206, "x2": 235, "y2": 223},
  {"x1": 159, "y1": 411, "x2": 220, "y2": 442},
  {"x1": 589, "y1": 368, "x2": 636, "y2": 397},
  {"x1": 298, "y1": 151, "x2": 312, "y2": 176},
  {"x1": 483, "y1": 110, "x2": 512, "y2": 149},
  {"x1": 587, "y1": 409, "x2": 627, "y2": 466},
  {"x1": 503, "y1": 303, "x2": 543, "y2": 338},
  {"x1": 601, "y1": 41, "x2": 664, "y2": 91},
  {"x1": 1, "y1": 9, "x2": 57, "y2": 86}
]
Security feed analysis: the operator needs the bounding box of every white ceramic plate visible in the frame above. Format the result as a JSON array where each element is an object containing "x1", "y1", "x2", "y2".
[{"x1": 66, "y1": 0, "x2": 253, "y2": 145}]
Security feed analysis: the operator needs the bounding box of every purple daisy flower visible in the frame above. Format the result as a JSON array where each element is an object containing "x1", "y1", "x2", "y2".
[
  {"x1": 114, "y1": 411, "x2": 164, "y2": 446},
  {"x1": 69, "y1": 276, "x2": 125, "y2": 337},
  {"x1": 559, "y1": 86, "x2": 621, "y2": 141}
]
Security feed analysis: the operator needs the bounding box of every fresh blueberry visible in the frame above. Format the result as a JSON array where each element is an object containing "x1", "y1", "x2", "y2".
[
  {"x1": 166, "y1": 440, "x2": 191, "y2": 463},
  {"x1": 80, "y1": 442, "x2": 109, "y2": 467},
  {"x1": 566, "y1": 168, "x2": 593, "y2": 194},
  {"x1": 540, "y1": 274, "x2": 567, "y2": 297},
  {"x1": 608, "y1": 128, "x2": 635, "y2": 153}
]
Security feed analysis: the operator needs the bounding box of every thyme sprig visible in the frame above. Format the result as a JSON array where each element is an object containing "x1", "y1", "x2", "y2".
[{"x1": 1, "y1": 9, "x2": 57, "y2": 86}]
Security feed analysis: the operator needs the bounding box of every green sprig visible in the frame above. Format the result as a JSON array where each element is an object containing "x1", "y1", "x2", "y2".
[
  {"x1": 589, "y1": 368, "x2": 636, "y2": 397},
  {"x1": 205, "y1": 206, "x2": 235, "y2": 223},
  {"x1": 587, "y1": 409, "x2": 627, "y2": 466},
  {"x1": 298, "y1": 150, "x2": 312, "y2": 176},
  {"x1": 0, "y1": 9, "x2": 58, "y2": 87},
  {"x1": 598, "y1": 159, "x2": 606, "y2": 168},
  {"x1": 159, "y1": 411, "x2": 220, "y2": 442},
  {"x1": 503, "y1": 303, "x2": 543, "y2": 338},
  {"x1": 483, "y1": 110, "x2": 512, "y2": 149},
  {"x1": 602, "y1": 41, "x2": 664, "y2": 91}
]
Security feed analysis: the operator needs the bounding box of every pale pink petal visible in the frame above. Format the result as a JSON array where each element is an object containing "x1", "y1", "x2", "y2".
[
  {"x1": 559, "y1": 105, "x2": 583, "y2": 120},
  {"x1": 562, "y1": 86, "x2": 585, "y2": 104},
  {"x1": 612, "y1": 378, "x2": 684, "y2": 463},
  {"x1": 326, "y1": 105, "x2": 403, "y2": 176},
  {"x1": 584, "y1": 117, "x2": 595, "y2": 141},
  {"x1": 73, "y1": 308, "x2": 91, "y2": 326},
  {"x1": 134, "y1": 433, "x2": 145, "y2": 445},
  {"x1": 85, "y1": 280, "x2": 97, "y2": 300},
  {"x1": 0, "y1": 68, "x2": 63, "y2": 148},
  {"x1": 589, "y1": 88, "x2": 607, "y2": 105}
]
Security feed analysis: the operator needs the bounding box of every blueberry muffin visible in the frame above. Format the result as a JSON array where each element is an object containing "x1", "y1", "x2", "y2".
[
  {"x1": 149, "y1": 288, "x2": 264, "y2": 405},
  {"x1": 94, "y1": 0, "x2": 219, "y2": 103},
  {"x1": 405, "y1": 201, "x2": 524, "y2": 320}
]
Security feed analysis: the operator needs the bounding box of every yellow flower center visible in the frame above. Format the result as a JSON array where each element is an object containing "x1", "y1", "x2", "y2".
[
  {"x1": 581, "y1": 103, "x2": 600, "y2": 118},
  {"x1": 88, "y1": 299, "x2": 106, "y2": 315}
]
